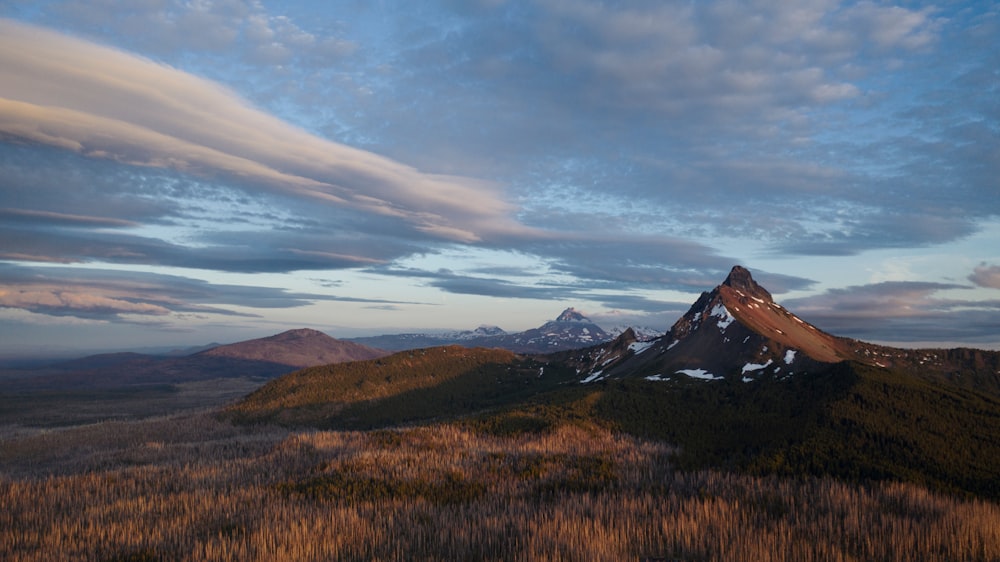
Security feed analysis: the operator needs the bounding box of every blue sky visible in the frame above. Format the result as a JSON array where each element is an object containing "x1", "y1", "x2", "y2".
[{"x1": 0, "y1": 0, "x2": 998, "y2": 355}]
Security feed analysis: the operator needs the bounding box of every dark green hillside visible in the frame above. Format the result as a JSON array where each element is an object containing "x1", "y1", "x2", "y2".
[
  {"x1": 772, "y1": 363, "x2": 1000, "y2": 499},
  {"x1": 229, "y1": 346, "x2": 1000, "y2": 499},
  {"x1": 570, "y1": 362, "x2": 1000, "y2": 499},
  {"x1": 226, "y1": 346, "x2": 582, "y2": 428},
  {"x1": 586, "y1": 365, "x2": 855, "y2": 470}
]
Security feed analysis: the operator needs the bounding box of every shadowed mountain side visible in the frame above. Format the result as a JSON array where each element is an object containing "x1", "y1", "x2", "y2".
[
  {"x1": 586, "y1": 361, "x2": 1000, "y2": 499},
  {"x1": 7, "y1": 356, "x2": 298, "y2": 390},
  {"x1": 225, "y1": 346, "x2": 583, "y2": 428}
]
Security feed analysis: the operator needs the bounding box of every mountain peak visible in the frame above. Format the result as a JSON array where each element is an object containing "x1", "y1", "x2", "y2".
[
  {"x1": 721, "y1": 265, "x2": 772, "y2": 302},
  {"x1": 199, "y1": 328, "x2": 386, "y2": 367},
  {"x1": 269, "y1": 328, "x2": 328, "y2": 340},
  {"x1": 556, "y1": 307, "x2": 590, "y2": 323}
]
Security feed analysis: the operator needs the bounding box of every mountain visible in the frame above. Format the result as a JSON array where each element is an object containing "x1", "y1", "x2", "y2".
[
  {"x1": 568, "y1": 266, "x2": 1000, "y2": 392},
  {"x1": 480, "y1": 307, "x2": 612, "y2": 353},
  {"x1": 348, "y1": 308, "x2": 615, "y2": 353},
  {"x1": 566, "y1": 265, "x2": 858, "y2": 383},
  {"x1": 230, "y1": 266, "x2": 1000, "y2": 499},
  {"x1": 197, "y1": 328, "x2": 386, "y2": 368},
  {"x1": 347, "y1": 325, "x2": 510, "y2": 352},
  {"x1": 606, "y1": 323, "x2": 662, "y2": 341}
]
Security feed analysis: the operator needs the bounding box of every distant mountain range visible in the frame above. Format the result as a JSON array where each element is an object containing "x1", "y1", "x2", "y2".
[
  {"x1": 3, "y1": 329, "x2": 387, "y2": 390},
  {"x1": 1, "y1": 308, "x2": 659, "y2": 390},
  {"x1": 229, "y1": 266, "x2": 1000, "y2": 499},
  {"x1": 348, "y1": 307, "x2": 659, "y2": 353}
]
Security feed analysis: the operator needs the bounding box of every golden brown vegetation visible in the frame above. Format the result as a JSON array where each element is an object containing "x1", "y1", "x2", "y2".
[{"x1": 2, "y1": 413, "x2": 999, "y2": 562}]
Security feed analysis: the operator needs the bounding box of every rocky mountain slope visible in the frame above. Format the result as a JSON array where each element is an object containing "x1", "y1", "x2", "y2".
[{"x1": 563, "y1": 266, "x2": 1000, "y2": 393}]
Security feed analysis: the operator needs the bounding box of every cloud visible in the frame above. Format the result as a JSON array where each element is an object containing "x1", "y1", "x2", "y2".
[
  {"x1": 0, "y1": 208, "x2": 138, "y2": 228},
  {"x1": 783, "y1": 280, "x2": 1000, "y2": 345},
  {"x1": 846, "y1": 2, "x2": 940, "y2": 50},
  {"x1": 970, "y1": 264, "x2": 1000, "y2": 289},
  {"x1": 0, "y1": 18, "x2": 527, "y2": 246},
  {"x1": 0, "y1": 263, "x2": 424, "y2": 321},
  {"x1": 347, "y1": 0, "x2": 986, "y2": 261},
  {"x1": 771, "y1": 210, "x2": 981, "y2": 256},
  {"x1": 50, "y1": 0, "x2": 358, "y2": 65},
  {"x1": 0, "y1": 287, "x2": 173, "y2": 319},
  {"x1": 373, "y1": 266, "x2": 574, "y2": 301},
  {"x1": 0, "y1": 226, "x2": 394, "y2": 273}
]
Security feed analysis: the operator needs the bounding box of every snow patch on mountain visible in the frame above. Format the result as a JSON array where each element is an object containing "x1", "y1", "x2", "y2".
[
  {"x1": 676, "y1": 368, "x2": 721, "y2": 380},
  {"x1": 628, "y1": 341, "x2": 655, "y2": 354},
  {"x1": 741, "y1": 359, "x2": 773, "y2": 374},
  {"x1": 711, "y1": 304, "x2": 735, "y2": 331}
]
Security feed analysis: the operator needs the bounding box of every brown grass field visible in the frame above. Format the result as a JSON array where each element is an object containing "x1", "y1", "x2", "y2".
[{"x1": 2, "y1": 409, "x2": 999, "y2": 562}]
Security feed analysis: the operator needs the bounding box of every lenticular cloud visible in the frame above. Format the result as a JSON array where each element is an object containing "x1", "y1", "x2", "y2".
[{"x1": 0, "y1": 19, "x2": 524, "y2": 244}]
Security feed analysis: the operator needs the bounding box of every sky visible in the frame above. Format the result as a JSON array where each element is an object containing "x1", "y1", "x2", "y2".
[{"x1": 0, "y1": 0, "x2": 998, "y2": 356}]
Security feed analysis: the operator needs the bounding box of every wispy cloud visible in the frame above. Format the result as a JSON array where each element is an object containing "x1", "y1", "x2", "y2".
[
  {"x1": 0, "y1": 263, "x2": 425, "y2": 322},
  {"x1": 970, "y1": 264, "x2": 1000, "y2": 290}
]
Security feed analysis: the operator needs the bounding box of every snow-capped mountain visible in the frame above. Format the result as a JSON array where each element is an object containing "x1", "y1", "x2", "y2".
[
  {"x1": 483, "y1": 307, "x2": 612, "y2": 353},
  {"x1": 554, "y1": 307, "x2": 589, "y2": 322},
  {"x1": 606, "y1": 324, "x2": 662, "y2": 341},
  {"x1": 445, "y1": 325, "x2": 508, "y2": 340},
  {"x1": 348, "y1": 308, "x2": 615, "y2": 353},
  {"x1": 569, "y1": 266, "x2": 878, "y2": 383}
]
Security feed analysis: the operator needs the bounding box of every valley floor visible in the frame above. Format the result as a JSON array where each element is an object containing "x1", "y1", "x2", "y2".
[{"x1": 2, "y1": 412, "x2": 999, "y2": 562}]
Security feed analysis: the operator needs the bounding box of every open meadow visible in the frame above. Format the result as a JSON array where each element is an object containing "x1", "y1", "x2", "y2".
[{"x1": 2, "y1": 411, "x2": 999, "y2": 562}]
